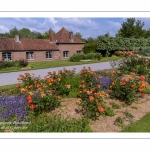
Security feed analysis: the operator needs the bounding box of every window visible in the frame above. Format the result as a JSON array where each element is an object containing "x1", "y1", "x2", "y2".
[
  {"x1": 63, "y1": 51, "x2": 69, "y2": 58},
  {"x1": 26, "y1": 52, "x2": 34, "y2": 60},
  {"x1": 77, "y1": 51, "x2": 82, "y2": 54},
  {"x1": 46, "y1": 51, "x2": 52, "y2": 59},
  {"x1": 2, "y1": 52, "x2": 12, "y2": 61}
]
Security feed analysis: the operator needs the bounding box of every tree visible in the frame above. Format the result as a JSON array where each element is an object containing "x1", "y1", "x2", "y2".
[
  {"x1": 116, "y1": 18, "x2": 144, "y2": 38},
  {"x1": 6, "y1": 27, "x2": 19, "y2": 38},
  {"x1": 74, "y1": 32, "x2": 86, "y2": 42},
  {"x1": 18, "y1": 28, "x2": 31, "y2": 38},
  {"x1": 42, "y1": 30, "x2": 55, "y2": 39}
]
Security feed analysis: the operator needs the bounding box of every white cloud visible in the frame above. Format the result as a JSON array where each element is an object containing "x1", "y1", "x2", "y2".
[
  {"x1": 48, "y1": 18, "x2": 58, "y2": 25},
  {"x1": 108, "y1": 21, "x2": 121, "y2": 30},
  {"x1": 0, "y1": 25, "x2": 9, "y2": 33}
]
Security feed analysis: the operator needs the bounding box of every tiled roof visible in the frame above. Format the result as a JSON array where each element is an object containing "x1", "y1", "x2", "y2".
[
  {"x1": 0, "y1": 38, "x2": 59, "y2": 51},
  {"x1": 53, "y1": 27, "x2": 85, "y2": 44}
]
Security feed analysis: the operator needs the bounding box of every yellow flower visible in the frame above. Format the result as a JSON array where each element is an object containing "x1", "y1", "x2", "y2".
[
  {"x1": 49, "y1": 83, "x2": 52, "y2": 86},
  {"x1": 21, "y1": 88, "x2": 28, "y2": 93},
  {"x1": 77, "y1": 98, "x2": 82, "y2": 104},
  {"x1": 41, "y1": 92, "x2": 46, "y2": 98},
  {"x1": 65, "y1": 84, "x2": 71, "y2": 89},
  {"x1": 29, "y1": 92, "x2": 34, "y2": 96},
  {"x1": 58, "y1": 78, "x2": 61, "y2": 81}
]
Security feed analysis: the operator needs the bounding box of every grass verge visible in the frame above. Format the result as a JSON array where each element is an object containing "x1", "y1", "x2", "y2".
[{"x1": 122, "y1": 113, "x2": 150, "y2": 132}]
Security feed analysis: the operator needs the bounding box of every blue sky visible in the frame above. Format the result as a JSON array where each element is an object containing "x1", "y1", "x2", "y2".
[{"x1": 0, "y1": 18, "x2": 150, "y2": 39}]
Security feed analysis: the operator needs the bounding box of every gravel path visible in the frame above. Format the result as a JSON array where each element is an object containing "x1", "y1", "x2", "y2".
[{"x1": 0, "y1": 61, "x2": 112, "y2": 86}]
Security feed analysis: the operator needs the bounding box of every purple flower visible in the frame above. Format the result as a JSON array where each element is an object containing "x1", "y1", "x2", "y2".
[
  {"x1": 0, "y1": 95, "x2": 28, "y2": 122},
  {"x1": 94, "y1": 75, "x2": 112, "y2": 89}
]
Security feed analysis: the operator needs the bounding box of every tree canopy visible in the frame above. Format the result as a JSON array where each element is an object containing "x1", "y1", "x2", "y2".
[{"x1": 116, "y1": 18, "x2": 145, "y2": 38}]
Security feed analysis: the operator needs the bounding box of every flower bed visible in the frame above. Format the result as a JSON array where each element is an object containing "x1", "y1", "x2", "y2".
[{"x1": 0, "y1": 55, "x2": 150, "y2": 132}]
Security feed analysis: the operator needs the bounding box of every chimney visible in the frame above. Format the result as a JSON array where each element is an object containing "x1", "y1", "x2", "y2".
[
  {"x1": 69, "y1": 31, "x2": 73, "y2": 42},
  {"x1": 15, "y1": 34, "x2": 20, "y2": 42},
  {"x1": 49, "y1": 28, "x2": 53, "y2": 42}
]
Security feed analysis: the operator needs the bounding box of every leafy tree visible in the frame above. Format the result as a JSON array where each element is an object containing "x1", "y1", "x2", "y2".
[
  {"x1": 5, "y1": 27, "x2": 19, "y2": 38},
  {"x1": 18, "y1": 28, "x2": 31, "y2": 38},
  {"x1": 87, "y1": 37, "x2": 94, "y2": 43},
  {"x1": 116, "y1": 18, "x2": 144, "y2": 38},
  {"x1": 74, "y1": 32, "x2": 86, "y2": 42}
]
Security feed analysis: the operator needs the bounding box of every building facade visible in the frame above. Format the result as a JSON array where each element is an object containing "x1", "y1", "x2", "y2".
[{"x1": 0, "y1": 27, "x2": 85, "y2": 62}]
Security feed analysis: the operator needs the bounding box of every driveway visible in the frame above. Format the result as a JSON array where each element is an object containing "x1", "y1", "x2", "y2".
[{"x1": 0, "y1": 61, "x2": 112, "y2": 86}]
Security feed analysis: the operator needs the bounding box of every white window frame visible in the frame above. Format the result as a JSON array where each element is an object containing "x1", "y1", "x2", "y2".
[
  {"x1": 46, "y1": 51, "x2": 52, "y2": 59},
  {"x1": 77, "y1": 50, "x2": 82, "y2": 54},
  {"x1": 26, "y1": 52, "x2": 34, "y2": 60},
  {"x1": 2, "y1": 52, "x2": 12, "y2": 61},
  {"x1": 63, "y1": 51, "x2": 69, "y2": 58}
]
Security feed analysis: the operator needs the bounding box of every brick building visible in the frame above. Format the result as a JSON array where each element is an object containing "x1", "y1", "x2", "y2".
[{"x1": 0, "y1": 27, "x2": 85, "y2": 62}]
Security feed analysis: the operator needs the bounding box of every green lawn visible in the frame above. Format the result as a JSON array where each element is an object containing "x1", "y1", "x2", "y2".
[
  {"x1": 0, "y1": 56, "x2": 122, "y2": 73},
  {"x1": 122, "y1": 113, "x2": 150, "y2": 132}
]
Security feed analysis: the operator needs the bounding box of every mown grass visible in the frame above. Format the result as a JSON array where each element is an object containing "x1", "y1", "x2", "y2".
[
  {"x1": 0, "y1": 55, "x2": 121, "y2": 73},
  {"x1": 122, "y1": 113, "x2": 150, "y2": 132}
]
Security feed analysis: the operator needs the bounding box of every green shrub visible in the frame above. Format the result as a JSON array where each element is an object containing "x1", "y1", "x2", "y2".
[
  {"x1": 69, "y1": 54, "x2": 83, "y2": 62},
  {"x1": 110, "y1": 75, "x2": 148, "y2": 104},
  {"x1": 114, "y1": 117, "x2": 124, "y2": 127},
  {"x1": 13, "y1": 113, "x2": 93, "y2": 132},
  {"x1": 0, "y1": 59, "x2": 28, "y2": 70},
  {"x1": 140, "y1": 47, "x2": 150, "y2": 56},
  {"x1": 110, "y1": 54, "x2": 150, "y2": 75},
  {"x1": 77, "y1": 67, "x2": 109, "y2": 120}
]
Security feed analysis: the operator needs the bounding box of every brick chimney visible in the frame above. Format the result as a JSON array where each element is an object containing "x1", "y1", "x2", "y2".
[
  {"x1": 15, "y1": 34, "x2": 20, "y2": 42},
  {"x1": 69, "y1": 31, "x2": 73, "y2": 42},
  {"x1": 49, "y1": 28, "x2": 53, "y2": 42}
]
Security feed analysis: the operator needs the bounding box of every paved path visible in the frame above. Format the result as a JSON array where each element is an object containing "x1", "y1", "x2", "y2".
[{"x1": 0, "y1": 61, "x2": 112, "y2": 86}]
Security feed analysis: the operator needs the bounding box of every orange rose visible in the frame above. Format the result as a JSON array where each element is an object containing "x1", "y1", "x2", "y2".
[
  {"x1": 138, "y1": 88, "x2": 142, "y2": 92},
  {"x1": 97, "y1": 84, "x2": 101, "y2": 89},
  {"x1": 140, "y1": 76, "x2": 145, "y2": 81},
  {"x1": 30, "y1": 104, "x2": 36, "y2": 110},
  {"x1": 98, "y1": 106, "x2": 104, "y2": 113},
  {"x1": 83, "y1": 89, "x2": 87, "y2": 93},
  {"x1": 130, "y1": 84, "x2": 134, "y2": 88},
  {"x1": 89, "y1": 96, "x2": 94, "y2": 101}
]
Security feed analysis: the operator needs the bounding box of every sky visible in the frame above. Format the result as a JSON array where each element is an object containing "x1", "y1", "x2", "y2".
[{"x1": 1, "y1": 17, "x2": 150, "y2": 39}]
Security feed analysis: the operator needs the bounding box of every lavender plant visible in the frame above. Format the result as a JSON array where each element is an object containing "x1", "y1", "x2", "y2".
[
  {"x1": 94, "y1": 75, "x2": 112, "y2": 89},
  {"x1": 0, "y1": 95, "x2": 28, "y2": 122}
]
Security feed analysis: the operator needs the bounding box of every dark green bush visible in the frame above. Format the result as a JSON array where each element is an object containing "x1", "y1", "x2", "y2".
[
  {"x1": 0, "y1": 59, "x2": 28, "y2": 70},
  {"x1": 139, "y1": 47, "x2": 150, "y2": 56},
  {"x1": 69, "y1": 54, "x2": 83, "y2": 62}
]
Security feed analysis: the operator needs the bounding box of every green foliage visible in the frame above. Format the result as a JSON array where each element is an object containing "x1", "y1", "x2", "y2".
[
  {"x1": 114, "y1": 117, "x2": 124, "y2": 127},
  {"x1": 122, "y1": 113, "x2": 150, "y2": 132},
  {"x1": 124, "y1": 110, "x2": 134, "y2": 119},
  {"x1": 110, "y1": 74, "x2": 148, "y2": 105},
  {"x1": 0, "y1": 59, "x2": 28, "y2": 70},
  {"x1": 109, "y1": 102, "x2": 121, "y2": 109},
  {"x1": 104, "y1": 107, "x2": 115, "y2": 116},
  {"x1": 0, "y1": 27, "x2": 50, "y2": 39},
  {"x1": 74, "y1": 32, "x2": 86, "y2": 42},
  {"x1": 96, "y1": 36, "x2": 150, "y2": 52},
  {"x1": 77, "y1": 67, "x2": 109, "y2": 120},
  {"x1": 12, "y1": 113, "x2": 93, "y2": 132},
  {"x1": 83, "y1": 42, "x2": 97, "y2": 54},
  {"x1": 116, "y1": 18, "x2": 144, "y2": 38},
  {"x1": 110, "y1": 55, "x2": 150, "y2": 75},
  {"x1": 69, "y1": 54, "x2": 83, "y2": 62},
  {"x1": 30, "y1": 94, "x2": 60, "y2": 115},
  {"x1": 140, "y1": 47, "x2": 150, "y2": 56}
]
